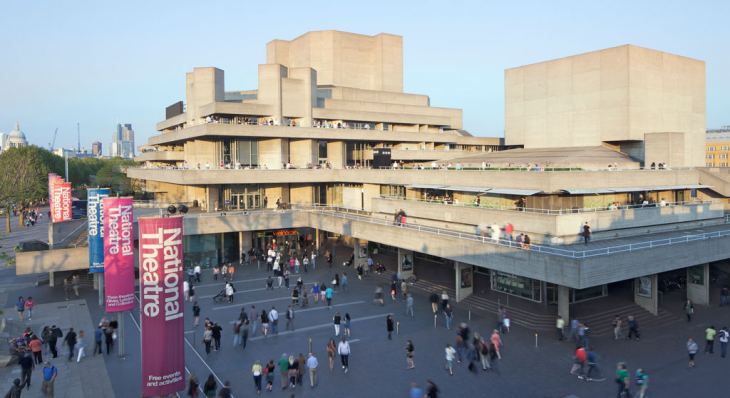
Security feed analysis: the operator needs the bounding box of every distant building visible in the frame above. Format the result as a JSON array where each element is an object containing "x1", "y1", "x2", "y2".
[
  {"x1": 706, "y1": 127, "x2": 730, "y2": 167},
  {"x1": 91, "y1": 141, "x2": 102, "y2": 156},
  {"x1": 0, "y1": 122, "x2": 29, "y2": 153},
  {"x1": 53, "y1": 148, "x2": 76, "y2": 158},
  {"x1": 111, "y1": 123, "x2": 135, "y2": 158}
]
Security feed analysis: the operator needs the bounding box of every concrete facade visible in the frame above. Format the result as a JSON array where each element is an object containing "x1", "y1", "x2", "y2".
[{"x1": 505, "y1": 45, "x2": 706, "y2": 167}]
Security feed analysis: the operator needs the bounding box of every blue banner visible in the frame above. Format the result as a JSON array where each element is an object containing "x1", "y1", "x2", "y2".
[{"x1": 88, "y1": 188, "x2": 111, "y2": 273}]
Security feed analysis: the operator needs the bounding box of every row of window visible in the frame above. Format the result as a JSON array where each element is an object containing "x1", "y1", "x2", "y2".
[
  {"x1": 706, "y1": 163, "x2": 728, "y2": 167},
  {"x1": 707, "y1": 146, "x2": 730, "y2": 151},
  {"x1": 706, "y1": 154, "x2": 729, "y2": 159}
]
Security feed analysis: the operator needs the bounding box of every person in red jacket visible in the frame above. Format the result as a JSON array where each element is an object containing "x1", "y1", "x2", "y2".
[{"x1": 571, "y1": 346, "x2": 587, "y2": 377}]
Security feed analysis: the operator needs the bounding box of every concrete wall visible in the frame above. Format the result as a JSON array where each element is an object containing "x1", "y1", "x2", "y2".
[
  {"x1": 634, "y1": 274, "x2": 658, "y2": 315},
  {"x1": 184, "y1": 139, "x2": 218, "y2": 167},
  {"x1": 289, "y1": 139, "x2": 318, "y2": 168},
  {"x1": 48, "y1": 219, "x2": 86, "y2": 247},
  {"x1": 290, "y1": 184, "x2": 314, "y2": 205},
  {"x1": 259, "y1": 138, "x2": 289, "y2": 169},
  {"x1": 327, "y1": 141, "x2": 346, "y2": 168},
  {"x1": 186, "y1": 67, "x2": 224, "y2": 124},
  {"x1": 16, "y1": 246, "x2": 89, "y2": 275},
  {"x1": 505, "y1": 45, "x2": 705, "y2": 167},
  {"x1": 267, "y1": 31, "x2": 403, "y2": 92},
  {"x1": 644, "y1": 132, "x2": 685, "y2": 168}
]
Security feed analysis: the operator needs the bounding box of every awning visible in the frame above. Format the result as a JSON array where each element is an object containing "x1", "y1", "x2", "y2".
[
  {"x1": 406, "y1": 184, "x2": 446, "y2": 190},
  {"x1": 440, "y1": 185, "x2": 490, "y2": 193},
  {"x1": 561, "y1": 188, "x2": 618, "y2": 195},
  {"x1": 484, "y1": 188, "x2": 542, "y2": 196}
]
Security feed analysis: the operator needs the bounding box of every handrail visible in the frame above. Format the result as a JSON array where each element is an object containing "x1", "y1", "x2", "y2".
[
  {"x1": 377, "y1": 196, "x2": 717, "y2": 215},
  {"x1": 129, "y1": 165, "x2": 695, "y2": 173}
]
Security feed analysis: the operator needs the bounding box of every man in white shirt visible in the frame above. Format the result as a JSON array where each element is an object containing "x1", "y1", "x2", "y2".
[
  {"x1": 183, "y1": 280, "x2": 189, "y2": 302},
  {"x1": 306, "y1": 353, "x2": 319, "y2": 387},
  {"x1": 311, "y1": 252, "x2": 317, "y2": 271},
  {"x1": 337, "y1": 338, "x2": 351, "y2": 373},
  {"x1": 194, "y1": 265, "x2": 201, "y2": 283},
  {"x1": 268, "y1": 307, "x2": 279, "y2": 335}
]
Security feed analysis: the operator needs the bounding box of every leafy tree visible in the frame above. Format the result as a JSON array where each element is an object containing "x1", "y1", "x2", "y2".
[{"x1": 0, "y1": 146, "x2": 52, "y2": 232}]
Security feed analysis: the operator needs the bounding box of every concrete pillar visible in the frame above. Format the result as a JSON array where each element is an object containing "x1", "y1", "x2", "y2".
[
  {"x1": 634, "y1": 274, "x2": 658, "y2": 315},
  {"x1": 315, "y1": 228, "x2": 320, "y2": 249},
  {"x1": 454, "y1": 262, "x2": 473, "y2": 303},
  {"x1": 352, "y1": 238, "x2": 367, "y2": 268},
  {"x1": 397, "y1": 248, "x2": 414, "y2": 279},
  {"x1": 48, "y1": 271, "x2": 54, "y2": 287},
  {"x1": 557, "y1": 285, "x2": 570, "y2": 321},
  {"x1": 687, "y1": 264, "x2": 710, "y2": 305},
  {"x1": 93, "y1": 273, "x2": 99, "y2": 290},
  {"x1": 239, "y1": 231, "x2": 252, "y2": 263},
  {"x1": 220, "y1": 233, "x2": 225, "y2": 263},
  {"x1": 207, "y1": 185, "x2": 220, "y2": 212},
  {"x1": 327, "y1": 141, "x2": 347, "y2": 169}
]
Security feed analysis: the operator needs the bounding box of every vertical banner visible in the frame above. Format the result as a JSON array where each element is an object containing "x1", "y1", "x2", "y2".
[
  {"x1": 47, "y1": 173, "x2": 57, "y2": 212},
  {"x1": 87, "y1": 188, "x2": 111, "y2": 273},
  {"x1": 60, "y1": 182, "x2": 72, "y2": 221},
  {"x1": 139, "y1": 216, "x2": 185, "y2": 397},
  {"x1": 103, "y1": 197, "x2": 135, "y2": 312},
  {"x1": 50, "y1": 175, "x2": 63, "y2": 223}
]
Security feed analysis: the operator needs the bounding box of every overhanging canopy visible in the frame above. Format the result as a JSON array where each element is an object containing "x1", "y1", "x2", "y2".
[
  {"x1": 485, "y1": 188, "x2": 542, "y2": 196},
  {"x1": 561, "y1": 184, "x2": 712, "y2": 194}
]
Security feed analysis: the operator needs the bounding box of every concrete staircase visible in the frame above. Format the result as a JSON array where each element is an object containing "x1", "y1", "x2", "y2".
[{"x1": 574, "y1": 303, "x2": 681, "y2": 337}]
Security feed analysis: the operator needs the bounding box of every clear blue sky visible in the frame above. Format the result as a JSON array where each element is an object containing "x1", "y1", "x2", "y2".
[{"x1": 2, "y1": 0, "x2": 728, "y2": 153}]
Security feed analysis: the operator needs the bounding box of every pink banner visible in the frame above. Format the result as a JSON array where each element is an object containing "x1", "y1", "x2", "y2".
[
  {"x1": 50, "y1": 175, "x2": 64, "y2": 223},
  {"x1": 59, "y1": 182, "x2": 72, "y2": 221},
  {"x1": 139, "y1": 216, "x2": 185, "y2": 396},
  {"x1": 47, "y1": 173, "x2": 57, "y2": 212},
  {"x1": 103, "y1": 197, "x2": 135, "y2": 312}
]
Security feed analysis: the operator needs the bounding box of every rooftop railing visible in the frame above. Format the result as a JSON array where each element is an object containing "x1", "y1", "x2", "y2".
[{"x1": 378, "y1": 196, "x2": 716, "y2": 215}]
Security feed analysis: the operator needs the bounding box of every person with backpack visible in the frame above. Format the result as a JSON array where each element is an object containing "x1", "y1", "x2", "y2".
[
  {"x1": 615, "y1": 362, "x2": 630, "y2": 397},
  {"x1": 635, "y1": 368, "x2": 649, "y2": 398}
]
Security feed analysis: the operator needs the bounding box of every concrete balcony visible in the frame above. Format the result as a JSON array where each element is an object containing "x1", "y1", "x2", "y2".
[
  {"x1": 372, "y1": 197, "x2": 726, "y2": 244},
  {"x1": 127, "y1": 166, "x2": 703, "y2": 193},
  {"x1": 134, "y1": 151, "x2": 185, "y2": 162},
  {"x1": 155, "y1": 112, "x2": 187, "y2": 131}
]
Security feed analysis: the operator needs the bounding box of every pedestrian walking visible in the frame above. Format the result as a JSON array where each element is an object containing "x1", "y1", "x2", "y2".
[
  {"x1": 687, "y1": 337, "x2": 698, "y2": 367},
  {"x1": 571, "y1": 346, "x2": 586, "y2": 377},
  {"x1": 405, "y1": 339, "x2": 415, "y2": 369},
  {"x1": 193, "y1": 302, "x2": 201, "y2": 328},
  {"x1": 569, "y1": 318, "x2": 579, "y2": 342},
  {"x1": 218, "y1": 381, "x2": 232, "y2": 398},
  {"x1": 194, "y1": 264, "x2": 201, "y2": 283},
  {"x1": 63, "y1": 328, "x2": 77, "y2": 362},
  {"x1": 278, "y1": 354, "x2": 289, "y2": 390},
  {"x1": 252, "y1": 360, "x2": 263, "y2": 395},
  {"x1": 203, "y1": 374, "x2": 217, "y2": 397},
  {"x1": 635, "y1": 368, "x2": 649, "y2": 398},
  {"x1": 241, "y1": 317, "x2": 249, "y2": 349},
  {"x1": 326, "y1": 339, "x2": 336, "y2": 372},
  {"x1": 5, "y1": 379, "x2": 22, "y2": 398},
  {"x1": 325, "y1": 285, "x2": 333, "y2": 308},
  {"x1": 343, "y1": 313, "x2": 352, "y2": 337},
  {"x1": 386, "y1": 314, "x2": 395, "y2": 340},
  {"x1": 341, "y1": 272, "x2": 348, "y2": 292},
  {"x1": 249, "y1": 306, "x2": 258, "y2": 337},
  {"x1": 490, "y1": 329, "x2": 502, "y2": 360},
  {"x1": 612, "y1": 315, "x2": 623, "y2": 340},
  {"x1": 48, "y1": 325, "x2": 61, "y2": 358},
  {"x1": 93, "y1": 326, "x2": 103, "y2": 356},
  {"x1": 269, "y1": 307, "x2": 279, "y2": 335},
  {"x1": 211, "y1": 323, "x2": 222, "y2": 351},
  {"x1": 184, "y1": 280, "x2": 190, "y2": 302},
  {"x1": 203, "y1": 327, "x2": 213, "y2": 354},
  {"x1": 721, "y1": 286, "x2": 729, "y2": 307},
  {"x1": 425, "y1": 380, "x2": 439, "y2": 398},
  {"x1": 615, "y1": 362, "x2": 630, "y2": 397},
  {"x1": 443, "y1": 304, "x2": 453, "y2": 330},
  {"x1": 445, "y1": 344, "x2": 456, "y2": 375},
  {"x1": 286, "y1": 305, "x2": 295, "y2": 331},
  {"x1": 232, "y1": 320, "x2": 242, "y2": 347},
  {"x1": 16, "y1": 296, "x2": 25, "y2": 322},
  {"x1": 583, "y1": 222, "x2": 591, "y2": 244},
  {"x1": 261, "y1": 310, "x2": 270, "y2": 337},
  {"x1": 704, "y1": 325, "x2": 716, "y2": 354},
  {"x1": 189, "y1": 284, "x2": 196, "y2": 303},
  {"x1": 406, "y1": 294, "x2": 414, "y2": 318},
  {"x1": 41, "y1": 361, "x2": 57, "y2": 398},
  {"x1": 264, "y1": 360, "x2": 275, "y2": 392},
  {"x1": 188, "y1": 374, "x2": 200, "y2": 398},
  {"x1": 287, "y1": 355, "x2": 298, "y2": 389},
  {"x1": 24, "y1": 297, "x2": 34, "y2": 321},
  {"x1": 333, "y1": 312, "x2": 341, "y2": 336},
  {"x1": 225, "y1": 282, "x2": 235, "y2": 303},
  {"x1": 337, "y1": 338, "x2": 351, "y2": 373},
  {"x1": 19, "y1": 352, "x2": 33, "y2": 391},
  {"x1": 627, "y1": 315, "x2": 640, "y2": 341},
  {"x1": 28, "y1": 336, "x2": 42, "y2": 365},
  {"x1": 440, "y1": 291, "x2": 449, "y2": 311},
  {"x1": 684, "y1": 299, "x2": 694, "y2": 322},
  {"x1": 306, "y1": 353, "x2": 318, "y2": 388},
  {"x1": 719, "y1": 326, "x2": 729, "y2": 358},
  {"x1": 556, "y1": 315, "x2": 565, "y2": 341},
  {"x1": 71, "y1": 273, "x2": 80, "y2": 297}
]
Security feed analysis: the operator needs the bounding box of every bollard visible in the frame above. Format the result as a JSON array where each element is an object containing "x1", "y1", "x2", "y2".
[
  {"x1": 534, "y1": 332, "x2": 538, "y2": 348},
  {"x1": 434, "y1": 314, "x2": 437, "y2": 329},
  {"x1": 396, "y1": 321, "x2": 400, "y2": 335},
  {"x1": 308, "y1": 337, "x2": 312, "y2": 353},
  {"x1": 468, "y1": 307, "x2": 471, "y2": 321}
]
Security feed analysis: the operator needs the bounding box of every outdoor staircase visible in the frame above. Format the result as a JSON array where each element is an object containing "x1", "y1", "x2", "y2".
[{"x1": 574, "y1": 303, "x2": 681, "y2": 337}]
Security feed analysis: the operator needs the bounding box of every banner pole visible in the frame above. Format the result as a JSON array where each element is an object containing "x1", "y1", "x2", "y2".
[{"x1": 118, "y1": 312, "x2": 126, "y2": 358}]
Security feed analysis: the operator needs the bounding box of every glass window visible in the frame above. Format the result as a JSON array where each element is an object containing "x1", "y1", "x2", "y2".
[
  {"x1": 380, "y1": 185, "x2": 405, "y2": 198},
  {"x1": 490, "y1": 271, "x2": 542, "y2": 302},
  {"x1": 688, "y1": 265, "x2": 705, "y2": 285},
  {"x1": 571, "y1": 285, "x2": 607, "y2": 303}
]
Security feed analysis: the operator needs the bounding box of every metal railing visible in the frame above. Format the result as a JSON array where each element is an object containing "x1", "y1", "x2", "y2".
[
  {"x1": 304, "y1": 205, "x2": 730, "y2": 259},
  {"x1": 378, "y1": 196, "x2": 717, "y2": 215},
  {"x1": 128, "y1": 165, "x2": 695, "y2": 173}
]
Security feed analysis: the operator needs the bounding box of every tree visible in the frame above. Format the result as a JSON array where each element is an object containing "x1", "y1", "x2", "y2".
[{"x1": 0, "y1": 146, "x2": 53, "y2": 233}]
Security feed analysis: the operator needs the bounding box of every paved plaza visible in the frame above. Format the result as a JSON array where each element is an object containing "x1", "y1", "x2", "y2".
[{"x1": 1, "y1": 230, "x2": 729, "y2": 397}]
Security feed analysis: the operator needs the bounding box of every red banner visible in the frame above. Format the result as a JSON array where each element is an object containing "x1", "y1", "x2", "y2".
[
  {"x1": 47, "y1": 173, "x2": 57, "y2": 212},
  {"x1": 59, "y1": 182, "x2": 72, "y2": 221},
  {"x1": 49, "y1": 175, "x2": 64, "y2": 222},
  {"x1": 139, "y1": 216, "x2": 185, "y2": 397},
  {"x1": 103, "y1": 197, "x2": 135, "y2": 312}
]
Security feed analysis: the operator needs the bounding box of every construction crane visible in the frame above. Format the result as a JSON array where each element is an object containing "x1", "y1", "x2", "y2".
[{"x1": 48, "y1": 128, "x2": 58, "y2": 151}]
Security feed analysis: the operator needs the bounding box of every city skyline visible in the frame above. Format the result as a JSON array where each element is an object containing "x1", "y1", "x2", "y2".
[{"x1": 1, "y1": 0, "x2": 729, "y2": 149}]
